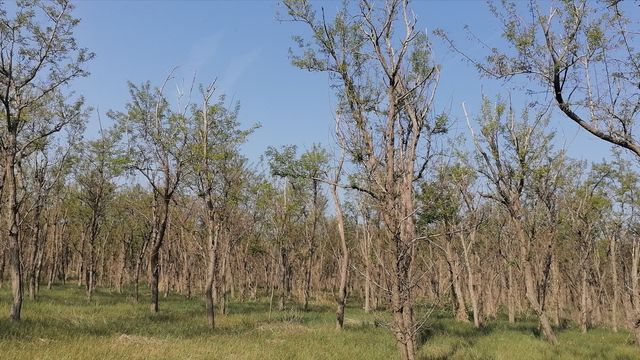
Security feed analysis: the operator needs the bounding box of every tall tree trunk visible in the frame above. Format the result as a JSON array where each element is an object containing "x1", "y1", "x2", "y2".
[
  {"x1": 28, "y1": 201, "x2": 44, "y2": 301},
  {"x1": 150, "y1": 197, "x2": 170, "y2": 313},
  {"x1": 507, "y1": 265, "x2": 516, "y2": 324},
  {"x1": 303, "y1": 251, "x2": 313, "y2": 311},
  {"x1": 149, "y1": 247, "x2": 160, "y2": 311},
  {"x1": 391, "y1": 237, "x2": 416, "y2": 360},
  {"x1": 279, "y1": 247, "x2": 288, "y2": 311},
  {"x1": 390, "y1": 176, "x2": 418, "y2": 360},
  {"x1": 363, "y1": 230, "x2": 372, "y2": 313},
  {"x1": 610, "y1": 236, "x2": 618, "y2": 332},
  {"x1": 204, "y1": 216, "x2": 219, "y2": 329},
  {"x1": 551, "y1": 255, "x2": 560, "y2": 327},
  {"x1": 460, "y1": 231, "x2": 480, "y2": 328},
  {"x1": 116, "y1": 234, "x2": 129, "y2": 294},
  {"x1": 77, "y1": 231, "x2": 85, "y2": 287},
  {"x1": 445, "y1": 241, "x2": 468, "y2": 323},
  {"x1": 48, "y1": 221, "x2": 64, "y2": 290},
  {"x1": 134, "y1": 231, "x2": 150, "y2": 303},
  {"x1": 6, "y1": 141, "x2": 23, "y2": 321},
  {"x1": 86, "y1": 214, "x2": 99, "y2": 302},
  {"x1": 512, "y1": 211, "x2": 557, "y2": 344},
  {"x1": 0, "y1": 251, "x2": 6, "y2": 289},
  {"x1": 580, "y1": 267, "x2": 589, "y2": 333},
  {"x1": 630, "y1": 240, "x2": 640, "y2": 345}
]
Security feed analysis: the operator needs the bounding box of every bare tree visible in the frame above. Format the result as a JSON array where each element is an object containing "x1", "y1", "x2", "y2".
[{"x1": 285, "y1": 1, "x2": 445, "y2": 358}]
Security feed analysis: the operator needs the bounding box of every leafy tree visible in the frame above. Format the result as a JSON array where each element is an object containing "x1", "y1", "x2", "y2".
[
  {"x1": 0, "y1": 0, "x2": 92, "y2": 321},
  {"x1": 189, "y1": 83, "x2": 256, "y2": 328},
  {"x1": 109, "y1": 78, "x2": 190, "y2": 313},
  {"x1": 468, "y1": 97, "x2": 559, "y2": 343},
  {"x1": 75, "y1": 128, "x2": 123, "y2": 301}
]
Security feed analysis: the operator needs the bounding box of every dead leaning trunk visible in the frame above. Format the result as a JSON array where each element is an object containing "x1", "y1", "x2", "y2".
[{"x1": 332, "y1": 157, "x2": 348, "y2": 329}]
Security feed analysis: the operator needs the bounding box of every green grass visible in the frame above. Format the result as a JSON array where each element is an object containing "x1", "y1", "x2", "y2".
[{"x1": 0, "y1": 285, "x2": 638, "y2": 359}]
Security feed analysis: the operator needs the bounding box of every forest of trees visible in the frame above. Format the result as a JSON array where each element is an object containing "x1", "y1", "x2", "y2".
[{"x1": 1, "y1": 1, "x2": 640, "y2": 360}]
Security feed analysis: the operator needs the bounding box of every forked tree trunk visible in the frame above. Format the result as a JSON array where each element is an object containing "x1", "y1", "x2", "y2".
[
  {"x1": 445, "y1": 242, "x2": 468, "y2": 323},
  {"x1": 511, "y1": 208, "x2": 557, "y2": 344}
]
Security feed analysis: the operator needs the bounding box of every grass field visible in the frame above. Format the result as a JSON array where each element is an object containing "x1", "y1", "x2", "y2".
[{"x1": 0, "y1": 285, "x2": 638, "y2": 359}]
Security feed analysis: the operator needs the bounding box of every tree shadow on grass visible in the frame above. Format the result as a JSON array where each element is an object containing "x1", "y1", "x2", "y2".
[{"x1": 417, "y1": 316, "x2": 542, "y2": 349}]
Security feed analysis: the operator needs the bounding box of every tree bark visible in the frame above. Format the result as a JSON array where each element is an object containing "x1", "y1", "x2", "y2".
[
  {"x1": 460, "y1": 231, "x2": 480, "y2": 328},
  {"x1": 507, "y1": 265, "x2": 516, "y2": 324},
  {"x1": 204, "y1": 217, "x2": 219, "y2": 329},
  {"x1": 6, "y1": 139, "x2": 23, "y2": 321},
  {"x1": 512, "y1": 219, "x2": 556, "y2": 343},
  {"x1": 445, "y1": 241, "x2": 468, "y2": 323},
  {"x1": 28, "y1": 200, "x2": 45, "y2": 301},
  {"x1": 630, "y1": 239, "x2": 640, "y2": 345},
  {"x1": 150, "y1": 196, "x2": 170, "y2": 313},
  {"x1": 580, "y1": 268, "x2": 589, "y2": 333},
  {"x1": 278, "y1": 246, "x2": 288, "y2": 311},
  {"x1": 134, "y1": 232, "x2": 150, "y2": 303}
]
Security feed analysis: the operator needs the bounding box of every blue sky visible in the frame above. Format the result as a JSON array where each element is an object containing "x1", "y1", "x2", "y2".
[{"x1": 72, "y1": 0, "x2": 621, "y2": 167}]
